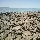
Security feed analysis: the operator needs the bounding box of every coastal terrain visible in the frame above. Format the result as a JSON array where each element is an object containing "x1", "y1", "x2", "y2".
[{"x1": 0, "y1": 11, "x2": 40, "y2": 40}]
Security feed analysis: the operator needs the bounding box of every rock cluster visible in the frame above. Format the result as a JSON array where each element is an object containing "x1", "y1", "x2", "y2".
[{"x1": 0, "y1": 12, "x2": 40, "y2": 40}]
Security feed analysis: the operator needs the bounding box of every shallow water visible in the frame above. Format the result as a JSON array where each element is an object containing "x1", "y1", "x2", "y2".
[
  {"x1": 0, "y1": 8, "x2": 40, "y2": 12},
  {"x1": 13, "y1": 8, "x2": 40, "y2": 12}
]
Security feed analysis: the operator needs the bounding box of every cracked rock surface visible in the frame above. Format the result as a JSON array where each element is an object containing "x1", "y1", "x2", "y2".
[{"x1": 0, "y1": 12, "x2": 40, "y2": 40}]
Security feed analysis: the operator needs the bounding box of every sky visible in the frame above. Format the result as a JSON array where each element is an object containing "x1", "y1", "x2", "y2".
[{"x1": 0, "y1": 0, "x2": 40, "y2": 8}]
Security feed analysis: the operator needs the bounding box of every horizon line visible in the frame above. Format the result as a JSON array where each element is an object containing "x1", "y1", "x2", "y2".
[{"x1": 0, "y1": 7, "x2": 40, "y2": 8}]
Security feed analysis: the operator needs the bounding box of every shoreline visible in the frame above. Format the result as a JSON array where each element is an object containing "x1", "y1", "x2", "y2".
[{"x1": 0, "y1": 11, "x2": 40, "y2": 14}]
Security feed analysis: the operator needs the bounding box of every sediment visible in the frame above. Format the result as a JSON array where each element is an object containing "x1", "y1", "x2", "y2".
[{"x1": 0, "y1": 12, "x2": 40, "y2": 40}]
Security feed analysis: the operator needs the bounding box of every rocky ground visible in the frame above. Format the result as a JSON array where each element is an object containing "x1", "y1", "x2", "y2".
[{"x1": 0, "y1": 12, "x2": 40, "y2": 40}]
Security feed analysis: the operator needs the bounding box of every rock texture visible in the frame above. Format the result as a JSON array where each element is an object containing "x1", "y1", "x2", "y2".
[{"x1": 0, "y1": 12, "x2": 40, "y2": 40}]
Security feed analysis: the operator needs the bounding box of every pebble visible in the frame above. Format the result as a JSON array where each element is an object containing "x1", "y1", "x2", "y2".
[{"x1": 0, "y1": 12, "x2": 40, "y2": 40}]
